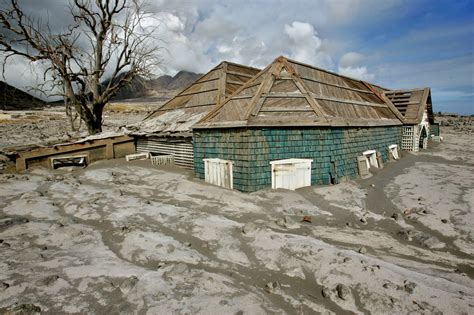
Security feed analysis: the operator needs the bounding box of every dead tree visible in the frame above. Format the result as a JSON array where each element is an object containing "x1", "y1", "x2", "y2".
[{"x1": 0, "y1": 0, "x2": 160, "y2": 134}]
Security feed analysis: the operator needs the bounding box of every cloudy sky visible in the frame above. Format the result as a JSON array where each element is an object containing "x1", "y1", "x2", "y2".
[{"x1": 2, "y1": 0, "x2": 473, "y2": 114}]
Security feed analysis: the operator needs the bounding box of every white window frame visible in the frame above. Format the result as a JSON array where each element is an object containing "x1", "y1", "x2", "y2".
[{"x1": 362, "y1": 150, "x2": 379, "y2": 168}]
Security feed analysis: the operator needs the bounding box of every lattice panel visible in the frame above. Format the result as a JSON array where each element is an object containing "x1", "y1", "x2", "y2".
[{"x1": 402, "y1": 126, "x2": 415, "y2": 151}]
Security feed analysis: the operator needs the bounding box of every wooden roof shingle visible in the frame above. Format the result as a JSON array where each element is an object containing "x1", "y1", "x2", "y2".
[
  {"x1": 195, "y1": 56, "x2": 404, "y2": 129},
  {"x1": 383, "y1": 88, "x2": 434, "y2": 125},
  {"x1": 128, "y1": 61, "x2": 261, "y2": 136}
]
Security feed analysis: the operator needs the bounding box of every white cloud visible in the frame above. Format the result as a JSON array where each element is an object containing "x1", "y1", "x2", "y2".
[
  {"x1": 339, "y1": 52, "x2": 365, "y2": 68},
  {"x1": 338, "y1": 51, "x2": 375, "y2": 81},
  {"x1": 338, "y1": 66, "x2": 375, "y2": 81},
  {"x1": 283, "y1": 21, "x2": 333, "y2": 68}
]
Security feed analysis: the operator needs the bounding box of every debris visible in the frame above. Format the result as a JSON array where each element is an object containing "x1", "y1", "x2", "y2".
[
  {"x1": 404, "y1": 281, "x2": 417, "y2": 294},
  {"x1": 358, "y1": 247, "x2": 367, "y2": 254},
  {"x1": 336, "y1": 284, "x2": 351, "y2": 300},
  {"x1": 8, "y1": 303, "x2": 41, "y2": 314},
  {"x1": 441, "y1": 219, "x2": 448, "y2": 224},
  {"x1": 0, "y1": 282, "x2": 9, "y2": 291},
  {"x1": 302, "y1": 216, "x2": 312, "y2": 223},
  {"x1": 37, "y1": 275, "x2": 60, "y2": 286},
  {"x1": 275, "y1": 216, "x2": 298, "y2": 229},
  {"x1": 397, "y1": 229, "x2": 414, "y2": 242},
  {"x1": 264, "y1": 281, "x2": 279, "y2": 293},
  {"x1": 321, "y1": 286, "x2": 331, "y2": 298},
  {"x1": 0, "y1": 217, "x2": 29, "y2": 228},
  {"x1": 242, "y1": 222, "x2": 257, "y2": 234},
  {"x1": 120, "y1": 276, "x2": 139, "y2": 294},
  {"x1": 165, "y1": 263, "x2": 188, "y2": 277},
  {"x1": 391, "y1": 213, "x2": 399, "y2": 220}
]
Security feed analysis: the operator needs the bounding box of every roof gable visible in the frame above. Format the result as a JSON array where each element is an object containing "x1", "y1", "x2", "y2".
[
  {"x1": 196, "y1": 56, "x2": 403, "y2": 128},
  {"x1": 131, "y1": 62, "x2": 260, "y2": 135},
  {"x1": 383, "y1": 88, "x2": 433, "y2": 124}
]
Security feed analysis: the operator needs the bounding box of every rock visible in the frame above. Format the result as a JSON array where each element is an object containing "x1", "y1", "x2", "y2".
[
  {"x1": 358, "y1": 247, "x2": 367, "y2": 254},
  {"x1": 0, "y1": 217, "x2": 29, "y2": 228},
  {"x1": 275, "y1": 216, "x2": 298, "y2": 229},
  {"x1": 0, "y1": 282, "x2": 9, "y2": 291},
  {"x1": 336, "y1": 283, "x2": 351, "y2": 300},
  {"x1": 242, "y1": 222, "x2": 257, "y2": 234},
  {"x1": 165, "y1": 263, "x2": 189, "y2": 277},
  {"x1": 420, "y1": 236, "x2": 445, "y2": 250},
  {"x1": 391, "y1": 213, "x2": 399, "y2": 220},
  {"x1": 321, "y1": 286, "x2": 331, "y2": 298},
  {"x1": 360, "y1": 217, "x2": 367, "y2": 224},
  {"x1": 38, "y1": 275, "x2": 59, "y2": 286},
  {"x1": 370, "y1": 184, "x2": 375, "y2": 187},
  {"x1": 275, "y1": 218, "x2": 286, "y2": 228},
  {"x1": 343, "y1": 257, "x2": 352, "y2": 263},
  {"x1": 397, "y1": 229, "x2": 414, "y2": 242},
  {"x1": 441, "y1": 219, "x2": 448, "y2": 224},
  {"x1": 120, "y1": 276, "x2": 139, "y2": 294},
  {"x1": 404, "y1": 281, "x2": 417, "y2": 294},
  {"x1": 383, "y1": 282, "x2": 396, "y2": 290},
  {"x1": 264, "y1": 281, "x2": 279, "y2": 293},
  {"x1": 9, "y1": 303, "x2": 41, "y2": 314}
]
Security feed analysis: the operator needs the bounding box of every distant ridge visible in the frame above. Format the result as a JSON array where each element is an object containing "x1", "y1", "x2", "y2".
[
  {"x1": 0, "y1": 81, "x2": 47, "y2": 110},
  {"x1": 111, "y1": 70, "x2": 202, "y2": 101}
]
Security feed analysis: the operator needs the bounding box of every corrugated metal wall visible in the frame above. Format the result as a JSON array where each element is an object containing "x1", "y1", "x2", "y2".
[{"x1": 136, "y1": 136, "x2": 193, "y2": 169}]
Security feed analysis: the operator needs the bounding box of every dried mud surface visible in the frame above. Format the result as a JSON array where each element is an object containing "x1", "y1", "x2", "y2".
[{"x1": 0, "y1": 127, "x2": 473, "y2": 314}]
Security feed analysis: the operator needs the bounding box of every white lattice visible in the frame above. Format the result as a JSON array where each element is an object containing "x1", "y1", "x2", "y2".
[
  {"x1": 401, "y1": 126, "x2": 415, "y2": 151},
  {"x1": 151, "y1": 155, "x2": 175, "y2": 166}
]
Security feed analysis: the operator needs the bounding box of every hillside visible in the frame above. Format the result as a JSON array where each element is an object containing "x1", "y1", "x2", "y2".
[
  {"x1": 0, "y1": 81, "x2": 47, "y2": 110},
  {"x1": 111, "y1": 71, "x2": 202, "y2": 101}
]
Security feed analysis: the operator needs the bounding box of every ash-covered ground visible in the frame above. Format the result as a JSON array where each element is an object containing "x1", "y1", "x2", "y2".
[{"x1": 0, "y1": 123, "x2": 473, "y2": 313}]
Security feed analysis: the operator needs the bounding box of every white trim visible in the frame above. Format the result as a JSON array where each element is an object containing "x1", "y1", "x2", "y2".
[
  {"x1": 388, "y1": 144, "x2": 399, "y2": 160},
  {"x1": 362, "y1": 150, "x2": 378, "y2": 168}
]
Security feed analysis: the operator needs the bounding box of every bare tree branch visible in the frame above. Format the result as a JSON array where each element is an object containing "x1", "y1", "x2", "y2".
[{"x1": 0, "y1": 0, "x2": 161, "y2": 134}]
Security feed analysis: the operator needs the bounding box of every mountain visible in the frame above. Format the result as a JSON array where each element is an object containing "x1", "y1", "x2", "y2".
[
  {"x1": 111, "y1": 70, "x2": 202, "y2": 101},
  {"x1": 0, "y1": 81, "x2": 47, "y2": 110}
]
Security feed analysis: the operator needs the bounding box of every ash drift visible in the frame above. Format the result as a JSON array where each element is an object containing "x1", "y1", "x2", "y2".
[{"x1": 0, "y1": 127, "x2": 473, "y2": 314}]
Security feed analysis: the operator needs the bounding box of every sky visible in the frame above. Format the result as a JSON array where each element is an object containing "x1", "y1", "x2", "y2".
[{"x1": 1, "y1": 0, "x2": 473, "y2": 114}]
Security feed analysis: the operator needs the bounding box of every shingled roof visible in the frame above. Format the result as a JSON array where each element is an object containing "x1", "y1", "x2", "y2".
[
  {"x1": 194, "y1": 56, "x2": 404, "y2": 129},
  {"x1": 128, "y1": 61, "x2": 261, "y2": 136},
  {"x1": 383, "y1": 88, "x2": 434, "y2": 124}
]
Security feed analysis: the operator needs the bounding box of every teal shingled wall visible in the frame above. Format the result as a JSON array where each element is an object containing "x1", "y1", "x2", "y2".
[{"x1": 193, "y1": 126, "x2": 402, "y2": 192}]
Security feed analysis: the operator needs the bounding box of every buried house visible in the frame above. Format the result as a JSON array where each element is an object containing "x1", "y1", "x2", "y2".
[
  {"x1": 126, "y1": 61, "x2": 260, "y2": 168},
  {"x1": 383, "y1": 88, "x2": 436, "y2": 152},
  {"x1": 192, "y1": 56, "x2": 406, "y2": 192}
]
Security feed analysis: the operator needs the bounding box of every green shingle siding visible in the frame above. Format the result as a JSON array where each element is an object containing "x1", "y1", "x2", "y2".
[{"x1": 193, "y1": 126, "x2": 402, "y2": 192}]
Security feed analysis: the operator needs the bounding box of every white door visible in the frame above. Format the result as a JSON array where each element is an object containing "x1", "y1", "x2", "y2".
[
  {"x1": 271, "y1": 159, "x2": 312, "y2": 190},
  {"x1": 204, "y1": 158, "x2": 233, "y2": 189}
]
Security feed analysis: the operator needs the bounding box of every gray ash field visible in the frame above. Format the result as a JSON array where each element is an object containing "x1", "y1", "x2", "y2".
[{"x1": 0, "y1": 125, "x2": 473, "y2": 314}]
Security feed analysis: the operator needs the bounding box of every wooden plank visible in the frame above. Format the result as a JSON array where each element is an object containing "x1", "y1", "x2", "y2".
[
  {"x1": 260, "y1": 107, "x2": 314, "y2": 112},
  {"x1": 178, "y1": 87, "x2": 218, "y2": 97},
  {"x1": 225, "y1": 70, "x2": 255, "y2": 78}
]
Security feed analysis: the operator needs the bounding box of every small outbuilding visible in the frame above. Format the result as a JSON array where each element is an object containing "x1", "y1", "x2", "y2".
[
  {"x1": 127, "y1": 61, "x2": 260, "y2": 168},
  {"x1": 383, "y1": 88, "x2": 435, "y2": 152},
  {"x1": 193, "y1": 56, "x2": 405, "y2": 192}
]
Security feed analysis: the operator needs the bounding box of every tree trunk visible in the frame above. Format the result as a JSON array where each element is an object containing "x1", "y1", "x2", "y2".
[{"x1": 86, "y1": 103, "x2": 104, "y2": 135}]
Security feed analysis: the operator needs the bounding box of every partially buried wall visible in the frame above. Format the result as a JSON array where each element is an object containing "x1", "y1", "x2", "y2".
[
  {"x1": 193, "y1": 126, "x2": 402, "y2": 192},
  {"x1": 15, "y1": 135, "x2": 135, "y2": 171}
]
